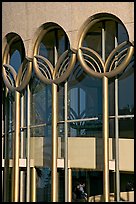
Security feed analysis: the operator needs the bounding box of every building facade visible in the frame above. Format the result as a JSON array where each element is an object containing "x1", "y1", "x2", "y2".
[{"x1": 2, "y1": 2, "x2": 134, "y2": 202}]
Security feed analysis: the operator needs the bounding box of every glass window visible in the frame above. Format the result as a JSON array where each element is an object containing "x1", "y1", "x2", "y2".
[
  {"x1": 58, "y1": 84, "x2": 64, "y2": 122},
  {"x1": 29, "y1": 26, "x2": 70, "y2": 202},
  {"x1": 68, "y1": 63, "x2": 102, "y2": 120},
  {"x1": 68, "y1": 119, "x2": 102, "y2": 138},
  {"x1": 39, "y1": 28, "x2": 69, "y2": 66},
  {"x1": 9, "y1": 38, "x2": 25, "y2": 73},
  {"x1": 117, "y1": 23, "x2": 129, "y2": 44},
  {"x1": 105, "y1": 20, "x2": 116, "y2": 59},
  {"x1": 118, "y1": 56, "x2": 134, "y2": 115},
  {"x1": 109, "y1": 78, "x2": 115, "y2": 116},
  {"x1": 109, "y1": 118, "x2": 115, "y2": 138},
  {"x1": 36, "y1": 167, "x2": 51, "y2": 202},
  {"x1": 83, "y1": 21, "x2": 102, "y2": 56},
  {"x1": 119, "y1": 118, "x2": 134, "y2": 139},
  {"x1": 83, "y1": 20, "x2": 126, "y2": 62},
  {"x1": 30, "y1": 74, "x2": 52, "y2": 126}
]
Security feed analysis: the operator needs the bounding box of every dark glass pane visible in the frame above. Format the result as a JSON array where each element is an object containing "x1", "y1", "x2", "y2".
[
  {"x1": 58, "y1": 84, "x2": 64, "y2": 121},
  {"x1": 30, "y1": 74, "x2": 52, "y2": 126},
  {"x1": 118, "y1": 57, "x2": 134, "y2": 115},
  {"x1": 9, "y1": 39, "x2": 25, "y2": 73},
  {"x1": 109, "y1": 119, "x2": 115, "y2": 158},
  {"x1": 39, "y1": 30, "x2": 55, "y2": 65},
  {"x1": 39, "y1": 28, "x2": 69, "y2": 66},
  {"x1": 120, "y1": 172, "x2": 134, "y2": 192},
  {"x1": 72, "y1": 170, "x2": 103, "y2": 200},
  {"x1": 10, "y1": 50, "x2": 22, "y2": 73},
  {"x1": 117, "y1": 23, "x2": 129, "y2": 44},
  {"x1": 83, "y1": 21, "x2": 102, "y2": 56},
  {"x1": 105, "y1": 20, "x2": 116, "y2": 60},
  {"x1": 22, "y1": 90, "x2": 27, "y2": 128},
  {"x1": 57, "y1": 29, "x2": 69, "y2": 56},
  {"x1": 4, "y1": 92, "x2": 15, "y2": 160},
  {"x1": 109, "y1": 119, "x2": 115, "y2": 138},
  {"x1": 36, "y1": 167, "x2": 51, "y2": 202},
  {"x1": 58, "y1": 123, "x2": 65, "y2": 158},
  {"x1": 58, "y1": 169, "x2": 65, "y2": 201},
  {"x1": 119, "y1": 118, "x2": 134, "y2": 139},
  {"x1": 68, "y1": 63, "x2": 102, "y2": 119},
  {"x1": 109, "y1": 78, "x2": 115, "y2": 116},
  {"x1": 4, "y1": 168, "x2": 13, "y2": 201},
  {"x1": 19, "y1": 129, "x2": 27, "y2": 158},
  {"x1": 68, "y1": 119, "x2": 102, "y2": 138}
]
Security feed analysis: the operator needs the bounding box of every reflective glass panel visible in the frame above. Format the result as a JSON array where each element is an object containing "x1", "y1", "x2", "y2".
[
  {"x1": 83, "y1": 21, "x2": 102, "y2": 56},
  {"x1": 39, "y1": 28, "x2": 69, "y2": 66},
  {"x1": 68, "y1": 119, "x2": 102, "y2": 138},
  {"x1": 118, "y1": 56, "x2": 134, "y2": 115},
  {"x1": 68, "y1": 63, "x2": 102, "y2": 120},
  {"x1": 9, "y1": 39, "x2": 25, "y2": 73},
  {"x1": 109, "y1": 118, "x2": 115, "y2": 138},
  {"x1": 30, "y1": 74, "x2": 52, "y2": 126},
  {"x1": 36, "y1": 167, "x2": 51, "y2": 202},
  {"x1": 105, "y1": 20, "x2": 116, "y2": 59},
  {"x1": 117, "y1": 23, "x2": 129, "y2": 44},
  {"x1": 58, "y1": 84, "x2": 64, "y2": 121},
  {"x1": 119, "y1": 118, "x2": 134, "y2": 139},
  {"x1": 108, "y1": 78, "x2": 115, "y2": 116}
]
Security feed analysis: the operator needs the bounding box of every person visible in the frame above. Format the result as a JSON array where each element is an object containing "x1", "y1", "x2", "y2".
[
  {"x1": 76, "y1": 182, "x2": 87, "y2": 201},
  {"x1": 77, "y1": 183, "x2": 85, "y2": 195}
]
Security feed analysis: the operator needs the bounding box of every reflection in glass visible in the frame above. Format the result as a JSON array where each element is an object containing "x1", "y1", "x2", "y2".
[
  {"x1": 109, "y1": 119, "x2": 115, "y2": 138},
  {"x1": 30, "y1": 125, "x2": 52, "y2": 166},
  {"x1": 108, "y1": 78, "x2": 115, "y2": 116},
  {"x1": 19, "y1": 129, "x2": 27, "y2": 158},
  {"x1": 68, "y1": 63, "x2": 102, "y2": 119},
  {"x1": 6, "y1": 92, "x2": 15, "y2": 159},
  {"x1": 83, "y1": 21, "x2": 102, "y2": 56},
  {"x1": 30, "y1": 74, "x2": 52, "y2": 126},
  {"x1": 72, "y1": 169, "x2": 103, "y2": 200},
  {"x1": 9, "y1": 39, "x2": 25, "y2": 73},
  {"x1": 39, "y1": 30, "x2": 55, "y2": 65},
  {"x1": 39, "y1": 28, "x2": 69, "y2": 66},
  {"x1": 36, "y1": 167, "x2": 51, "y2": 202},
  {"x1": 10, "y1": 50, "x2": 22, "y2": 73},
  {"x1": 82, "y1": 20, "x2": 128, "y2": 61},
  {"x1": 118, "y1": 57, "x2": 134, "y2": 115},
  {"x1": 58, "y1": 84, "x2": 64, "y2": 121},
  {"x1": 105, "y1": 20, "x2": 116, "y2": 59},
  {"x1": 58, "y1": 124, "x2": 65, "y2": 158},
  {"x1": 117, "y1": 23, "x2": 129, "y2": 44},
  {"x1": 68, "y1": 119, "x2": 102, "y2": 138}
]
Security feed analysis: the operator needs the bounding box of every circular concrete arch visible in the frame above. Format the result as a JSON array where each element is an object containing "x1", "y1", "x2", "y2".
[
  {"x1": 2, "y1": 32, "x2": 26, "y2": 64},
  {"x1": 77, "y1": 12, "x2": 130, "y2": 50},
  {"x1": 76, "y1": 12, "x2": 134, "y2": 79},
  {"x1": 27, "y1": 21, "x2": 72, "y2": 58},
  {"x1": 30, "y1": 21, "x2": 77, "y2": 84},
  {"x1": 2, "y1": 32, "x2": 33, "y2": 92}
]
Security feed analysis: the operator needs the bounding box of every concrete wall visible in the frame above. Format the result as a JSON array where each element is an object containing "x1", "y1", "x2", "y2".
[
  {"x1": 30, "y1": 137, "x2": 134, "y2": 172},
  {"x1": 2, "y1": 1, "x2": 134, "y2": 172},
  {"x1": 67, "y1": 137, "x2": 134, "y2": 171},
  {"x1": 2, "y1": 2, "x2": 134, "y2": 57},
  {"x1": 119, "y1": 139, "x2": 134, "y2": 171}
]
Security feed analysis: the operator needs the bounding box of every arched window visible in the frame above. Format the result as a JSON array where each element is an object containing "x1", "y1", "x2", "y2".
[{"x1": 30, "y1": 24, "x2": 70, "y2": 202}]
